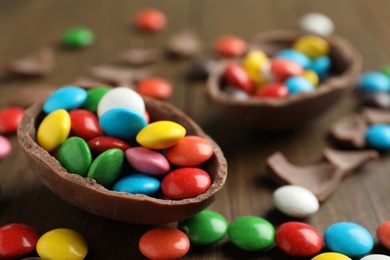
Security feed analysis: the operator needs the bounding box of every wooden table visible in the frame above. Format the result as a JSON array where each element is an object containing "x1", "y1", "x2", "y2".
[{"x1": 1, "y1": 0, "x2": 390, "y2": 259}]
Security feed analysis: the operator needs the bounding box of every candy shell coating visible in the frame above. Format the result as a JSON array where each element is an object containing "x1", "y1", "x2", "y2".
[
  {"x1": 139, "y1": 227, "x2": 189, "y2": 260},
  {"x1": 135, "y1": 8, "x2": 167, "y2": 31},
  {"x1": 227, "y1": 216, "x2": 275, "y2": 251},
  {"x1": 253, "y1": 82, "x2": 289, "y2": 99},
  {"x1": 0, "y1": 223, "x2": 40, "y2": 259},
  {"x1": 43, "y1": 86, "x2": 87, "y2": 114},
  {"x1": 302, "y1": 69, "x2": 320, "y2": 86},
  {"x1": 215, "y1": 35, "x2": 247, "y2": 57},
  {"x1": 299, "y1": 13, "x2": 334, "y2": 36},
  {"x1": 70, "y1": 109, "x2": 104, "y2": 141},
  {"x1": 275, "y1": 49, "x2": 312, "y2": 69},
  {"x1": 285, "y1": 76, "x2": 315, "y2": 95},
  {"x1": 361, "y1": 255, "x2": 390, "y2": 260},
  {"x1": 377, "y1": 221, "x2": 390, "y2": 249},
  {"x1": 99, "y1": 107, "x2": 147, "y2": 140},
  {"x1": 310, "y1": 55, "x2": 331, "y2": 80},
  {"x1": 359, "y1": 71, "x2": 390, "y2": 92},
  {"x1": 37, "y1": 109, "x2": 71, "y2": 152},
  {"x1": 62, "y1": 26, "x2": 94, "y2": 47},
  {"x1": 0, "y1": 106, "x2": 24, "y2": 134},
  {"x1": 161, "y1": 167, "x2": 211, "y2": 199},
  {"x1": 324, "y1": 222, "x2": 373, "y2": 257},
  {"x1": 166, "y1": 135, "x2": 213, "y2": 167},
  {"x1": 113, "y1": 173, "x2": 160, "y2": 196},
  {"x1": 136, "y1": 77, "x2": 173, "y2": 100},
  {"x1": 270, "y1": 58, "x2": 304, "y2": 81},
  {"x1": 224, "y1": 63, "x2": 254, "y2": 92},
  {"x1": 179, "y1": 210, "x2": 228, "y2": 245},
  {"x1": 273, "y1": 185, "x2": 319, "y2": 218},
  {"x1": 276, "y1": 222, "x2": 323, "y2": 257},
  {"x1": 0, "y1": 135, "x2": 11, "y2": 159},
  {"x1": 57, "y1": 137, "x2": 92, "y2": 177},
  {"x1": 136, "y1": 120, "x2": 186, "y2": 149},
  {"x1": 365, "y1": 124, "x2": 390, "y2": 150},
  {"x1": 242, "y1": 50, "x2": 268, "y2": 85},
  {"x1": 125, "y1": 147, "x2": 170, "y2": 175},
  {"x1": 97, "y1": 87, "x2": 145, "y2": 118},
  {"x1": 36, "y1": 228, "x2": 87, "y2": 260},
  {"x1": 87, "y1": 136, "x2": 130, "y2": 155},
  {"x1": 311, "y1": 252, "x2": 351, "y2": 260},
  {"x1": 293, "y1": 35, "x2": 330, "y2": 59},
  {"x1": 82, "y1": 87, "x2": 110, "y2": 113}
]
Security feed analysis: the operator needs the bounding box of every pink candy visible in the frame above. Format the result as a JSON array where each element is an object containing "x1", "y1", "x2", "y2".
[{"x1": 0, "y1": 135, "x2": 11, "y2": 159}]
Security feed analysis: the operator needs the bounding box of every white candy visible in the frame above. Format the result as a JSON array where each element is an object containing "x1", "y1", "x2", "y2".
[
  {"x1": 273, "y1": 185, "x2": 319, "y2": 218},
  {"x1": 298, "y1": 12, "x2": 334, "y2": 37},
  {"x1": 361, "y1": 255, "x2": 390, "y2": 260},
  {"x1": 224, "y1": 85, "x2": 250, "y2": 100},
  {"x1": 97, "y1": 87, "x2": 145, "y2": 117}
]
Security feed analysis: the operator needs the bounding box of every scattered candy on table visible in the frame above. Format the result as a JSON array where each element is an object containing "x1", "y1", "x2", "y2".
[
  {"x1": 135, "y1": 8, "x2": 167, "y2": 32},
  {"x1": 214, "y1": 35, "x2": 247, "y2": 57},
  {"x1": 298, "y1": 12, "x2": 334, "y2": 37},
  {"x1": 0, "y1": 135, "x2": 11, "y2": 159},
  {"x1": 136, "y1": 77, "x2": 173, "y2": 100},
  {"x1": 0, "y1": 106, "x2": 24, "y2": 134},
  {"x1": 365, "y1": 124, "x2": 390, "y2": 150},
  {"x1": 377, "y1": 220, "x2": 390, "y2": 250},
  {"x1": 36, "y1": 228, "x2": 88, "y2": 260},
  {"x1": 61, "y1": 26, "x2": 95, "y2": 48}
]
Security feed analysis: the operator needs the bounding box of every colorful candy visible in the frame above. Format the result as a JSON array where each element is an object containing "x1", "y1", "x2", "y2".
[
  {"x1": 0, "y1": 106, "x2": 24, "y2": 134},
  {"x1": 324, "y1": 222, "x2": 373, "y2": 257},
  {"x1": 273, "y1": 185, "x2": 319, "y2": 218},
  {"x1": 361, "y1": 255, "x2": 390, "y2": 260},
  {"x1": 57, "y1": 137, "x2": 92, "y2": 177},
  {"x1": 62, "y1": 26, "x2": 95, "y2": 47},
  {"x1": 227, "y1": 216, "x2": 275, "y2": 251},
  {"x1": 69, "y1": 109, "x2": 103, "y2": 141},
  {"x1": 365, "y1": 124, "x2": 390, "y2": 150},
  {"x1": 276, "y1": 49, "x2": 311, "y2": 69},
  {"x1": 253, "y1": 82, "x2": 289, "y2": 99},
  {"x1": 0, "y1": 223, "x2": 39, "y2": 259},
  {"x1": 125, "y1": 147, "x2": 170, "y2": 175},
  {"x1": 377, "y1": 220, "x2": 390, "y2": 249},
  {"x1": 43, "y1": 86, "x2": 87, "y2": 114},
  {"x1": 215, "y1": 35, "x2": 247, "y2": 57},
  {"x1": 293, "y1": 35, "x2": 330, "y2": 59},
  {"x1": 0, "y1": 135, "x2": 11, "y2": 159},
  {"x1": 299, "y1": 13, "x2": 334, "y2": 36},
  {"x1": 113, "y1": 173, "x2": 160, "y2": 195},
  {"x1": 179, "y1": 210, "x2": 228, "y2": 245},
  {"x1": 135, "y1": 8, "x2": 167, "y2": 32},
  {"x1": 285, "y1": 76, "x2": 315, "y2": 94},
  {"x1": 136, "y1": 77, "x2": 173, "y2": 100},
  {"x1": 82, "y1": 87, "x2": 110, "y2": 113},
  {"x1": 224, "y1": 63, "x2": 254, "y2": 93},
  {"x1": 87, "y1": 136, "x2": 130, "y2": 155},
  {"x1": 359, "y1": 71, "x2": 390, "y2": 92},
  {"x1": 311, "y1": 252, "x2": 351, "y2": 260},
  {"x1": 36, "y1": 228, "x2": 88, "y2": 260},
  {"x1": 269, "y1": 58, "x2": 304, "y2": 80},
  {"x1": 276, "y1": 222, "x2": 323, "y2": 257},
  {"x1": 139, "y1": 227, "x2": 190, "y2": 259}
]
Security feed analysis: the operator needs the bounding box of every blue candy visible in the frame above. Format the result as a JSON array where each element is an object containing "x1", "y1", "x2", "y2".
[
  {"x1": 365, "y1": 124, "x2": 390, "y2": 150},
  {"x1": 310, "y1": 55, "x2": 331, "y2": 80},
  {"x1": 359, "y1": 71, "x2": 390, "y2": 92},
  {"x1": 99, "y1": 107, "x2": 147, "y2": 140},
  {"x1": 285, "y1": 76, "x2": 315, "y2": 95},
  {"x1": 43, "y1": 86, "x2": 87, "y2": 114},
  {"x1": 112, "y1": 173, "x2": 160, "y2": 195},
  {"x1": 275, "y1": 49, "x2": 312, "y2": 69},
  {"x1": 324, "y1": 222, "x2": 373, "y2": 257}
]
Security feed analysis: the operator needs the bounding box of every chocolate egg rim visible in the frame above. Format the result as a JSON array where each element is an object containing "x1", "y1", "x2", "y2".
[
  {"x1": 207, "y1": 30, "x2": 362, "y2": 107},
  {"x1": 17, "y1": 96, "x2": 228, "y2": 206}
]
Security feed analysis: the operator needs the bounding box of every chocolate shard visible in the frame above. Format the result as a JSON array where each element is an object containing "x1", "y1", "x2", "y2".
[
  {"x1": 323, "y1": 148, "x2": 379, "y2": 173},
  {"x1": 329, "y1": 114, "x2": 367, "y2": 148},
  {"x1": 266, "y1": 152, "x2": 343, "y2": 201},
  {"x1": 85, "y1": 65, "x2": 134, "y2": 87},
  {"x1": 0, "y1": 47, "x2": 55, "y2": 76},
  {"x1": 361, "y1": 107, "x2": 390, "y2": 125},
  {"x1": 166, "y1": 28, "x2": 203, "y2": 58},
  {"x1": 121, "y1": 48, "x2": 161, "y2": 67}
]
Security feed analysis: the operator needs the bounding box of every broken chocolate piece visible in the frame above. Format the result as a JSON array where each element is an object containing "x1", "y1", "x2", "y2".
[
  {"x1": 121, "y1": 48, "x2": 161, "y2": 67},
  {"x1": 166, "y1": 28, "x2": 203, "y2": 58},
  {"x1": 361, "y1": 107, "x2": 390, "y2": 125},
  {"x1": 266, "y1": 152, "x2": 343, "y2": 201},
  {"x1": 0, "y1": 47, "x2": 55, "y2": 76},
  {"x1": 186, "y1": 58, "x2": 218, "y2": 81},
  {"x1": 323, "y1": 148, "x2": 379, "y2": 173},
  {"x1": 86, "y1": 65, "x2": 134, "y2": 87},
  {"x1": 360, "y1": 91, "x2": 390, "y2": 109},
  {"x1": 329, "y1": 114, "x2": 367, "y2": 148}
]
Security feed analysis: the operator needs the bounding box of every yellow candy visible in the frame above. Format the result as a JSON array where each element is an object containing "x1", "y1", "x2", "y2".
[
  {"x1": 136, "y1": 120, "x2": 186, "y2": 150},
  {"x1": 242, "y1": 50, "x2": 268, "y2": 85},
  {"x1": 36, "y1": 228, "x2": 88, "y2": 260},
  {"x1": 37, "y1": 109, "x2": 71, "y2": 152},
  {"x1": 293, "y1": 35, "x2": 330, "y2": 59},
  {"x1": 302, "y1": 69, "x2": 320, "y2": 86},
  {"x1": 311, "y1": 252, "x2": 352, "y2": 260}
]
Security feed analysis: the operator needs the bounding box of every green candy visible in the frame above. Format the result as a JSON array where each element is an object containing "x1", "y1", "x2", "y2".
[
  {"x1": 87, "y1": 148, "x2": 124, "y2": 187},
  {"x1": 82, "y1": 87, "x2": 110, "y2": 113},
  {"x1": 179, "y1": 210, "x2": 228, "y2": 245},
  {"x1": 227, "y1": 216, "x2": 275, "y2": 251},
  {"x1": 57, "y1": 137, "x2": 92, "y2": 177},
  {"x1": 380, "y1": 65, "x2": 390, "y2": 78},
  {"x1": 62, "y1": 26, "x2": 94, "y2": 47}
]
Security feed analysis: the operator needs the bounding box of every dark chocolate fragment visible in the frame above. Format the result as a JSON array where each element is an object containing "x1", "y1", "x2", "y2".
[
  {"x1": 360, "y1": 91, "x2": 390, "y2": 109},
  {"x1": 85, "y1": 65, "x2": 134, "y2": 87},
  {"x1": 0, "y1": 47, "x2": 55, "y2": 76},
  {"x1": 186, "y1": 59, "x2": 218, "y2": 81},
  {"x1": 361, "y1": 107, "x2": 390, "y2": 125},
  {"x1": 166, "y1": 28, "x2": 203, "y2": 58},
  {"x1": 329, "y1": 114, "x2": 367, "y2": 148},
  {"x1": 266, "y1": 152, "x2": 343, "y2": 201},
  {"x1": 121, "y1": 48, "x2": 161, "y2": 67},
  {"x1": 323, "y1": 148, "x2": 379, "y2": 173}
]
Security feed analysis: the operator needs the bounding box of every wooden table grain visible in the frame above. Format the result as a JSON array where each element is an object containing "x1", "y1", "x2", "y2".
[{"x1": 1, "y1": 1, "x2": 390, "y2": 259}]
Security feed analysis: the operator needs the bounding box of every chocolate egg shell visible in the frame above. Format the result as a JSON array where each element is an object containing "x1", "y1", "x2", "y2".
[
  {"x1": 17, "y1": 96, "x2": 227, "y2": 224},
  {"x1": 207, "y1": 31, "x2": 362, "y2": 131}
]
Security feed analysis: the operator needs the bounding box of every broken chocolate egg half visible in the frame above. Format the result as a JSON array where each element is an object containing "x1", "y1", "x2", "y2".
[{"x1": 17, "y1": 95, "x2": 227, "y2": 224}]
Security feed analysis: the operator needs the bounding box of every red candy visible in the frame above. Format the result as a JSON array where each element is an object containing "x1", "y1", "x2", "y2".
[
  {"x1": 215, "y1": 35, "x2": 247, "y2": 57},
  {"x1": 69, "y1": 109, "x2": 104, "y2": 141},
  {"x1": 377, "y1": 221, "x2": 390, "y2": 249},
  {"x1": 253, "y1": 82, "x2": 289, "y2": 99},
  {"x1": 87, "y1": 136, "x2": 130, "y2": 155},
  {"x1": 135, "y1": 8, "x2": 167, "y2": 31},
  {"x1": 161, "y1": 167, "x2": 211, "y2": 199},
  {"x1": 136, "y1": 77, "x2": 173, "y2": 100},
  {"x1": 270, "y1": 58, "x2": 303, "y2": 80},
  {"x1": 224, "y1": 63, "x2": 254, "y2": 93},
  {"x1": 275, "y1": 222, "x2": 323, "y2": 257},
  {"x1": 166, "y1": 135, "x2": 213, "y2": 167},
  {"x1": 0, "y1": 223, "x2": 40, "y2": 259},
  {"x1": 0, "y1": 106, "x2": 24, "y2": 134},
  {"x1": 139, "y1": 227, "x2": 190, "y2": 260}
]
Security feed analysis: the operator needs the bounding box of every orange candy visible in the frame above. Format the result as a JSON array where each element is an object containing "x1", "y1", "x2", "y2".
[
  {"x1": 135, "y1": 8, "x2": 167, "y2": 31},
  {"x1": 139, "y1": 227, "x2": 190, "y2": 260},
  {"x1": 215, "y1": 35, "x2": 247, "y2": 57},
  {"x1": 377, "y1": 221, "x2": 390, "y2": 249},
  {"x1": 166, "y1": 135, "x2": 213, "y2": 167},
  {"x1": 136, "y1": 77, "x2": 173, "y2": 100}
]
